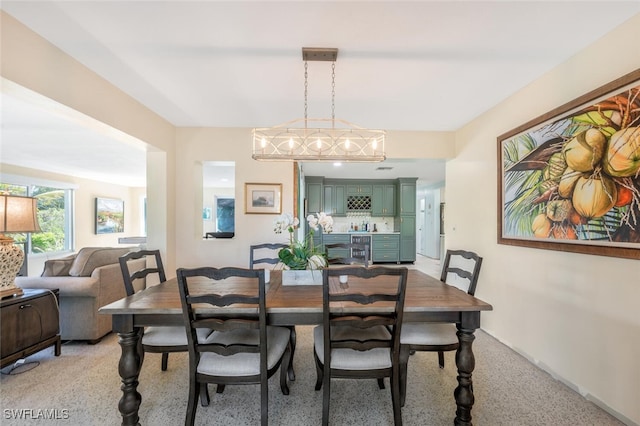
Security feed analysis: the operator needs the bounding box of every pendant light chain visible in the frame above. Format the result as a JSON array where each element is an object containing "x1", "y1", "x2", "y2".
[
  {"x1": 331, "y1": 61, "x2": 336, "y2": 127},
  {"x1": 304, "y1": 61, "x2": 308, "y2": 127}
]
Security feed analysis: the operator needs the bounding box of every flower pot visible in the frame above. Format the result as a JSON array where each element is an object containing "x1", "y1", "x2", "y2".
[{"x1": 281, "y1": 269, "x2": 323, "y2": 286}]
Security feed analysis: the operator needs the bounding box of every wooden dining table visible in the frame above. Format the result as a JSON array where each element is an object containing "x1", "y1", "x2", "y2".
[{"x1": 100, "y1": 268, "x2": 492, "y2": 426}]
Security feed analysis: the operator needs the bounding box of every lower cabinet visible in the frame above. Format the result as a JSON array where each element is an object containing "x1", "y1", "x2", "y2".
[
  {"x1": 372, "y1": 234, "x2": 400, "y2": 263},
  {"x1": 399, "y1": 216, "x2": 416, "y2": 262},
  {"x1": 323, "y1": 234, "x2": 350, "y2": 258},
  {"x1": 1, "y1": 289, "x2": 61, "y2": 368}
]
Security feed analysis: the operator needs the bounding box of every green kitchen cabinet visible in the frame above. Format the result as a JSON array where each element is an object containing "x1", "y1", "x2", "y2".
[
  {"x1": 323, "y1": 184, "x2": 346, "y2": 216},
  {"x1": 372, "y1": 234, "x2": 399, "y2": 263},
  {"x1": 322, "y1": 234, "x2": 350, "y2": 257},
  {"x1": 306, "y1": 177, "x2": 323, "y2": 215},
  {"x1": 346, "y1": 183, "x2": 372, "y2": 195},
  {"x1": 372, "y1": 184, "x2": 395, "y2": 216},
  {"x1": 397, "y1": 178, "x2": 417, "y2": 263},
  {"x1": 399, "y1": 216, "x2": 416, "y2": 262},
  {"x1": 398, "y1": 178, "x2": 416, "y2": 215}
]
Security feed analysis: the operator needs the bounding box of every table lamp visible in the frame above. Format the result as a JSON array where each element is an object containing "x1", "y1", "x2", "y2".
[{"x1": 0, "y1": 194, "x2": 41, "y2": 298}]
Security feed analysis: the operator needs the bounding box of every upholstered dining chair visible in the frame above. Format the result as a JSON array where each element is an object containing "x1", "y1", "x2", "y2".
[
  {"x1": 314, "y1": 266, "x2": 408, "y2": 426},
  {"x1": 399, "y1": 249, "x2": 483, "y2": 406},
  {"x1": 249, "y1": 242, "x2": 297, "y2": 381},
  {"x1": 176, "y1": 266, "x2": 292, "y2": 426},
  {"x1": 119, "y1": 249, "x2": 194, "y2": 371},
  {"x1": 325, "y1": 242, "x2": 370, "y2": 267}
]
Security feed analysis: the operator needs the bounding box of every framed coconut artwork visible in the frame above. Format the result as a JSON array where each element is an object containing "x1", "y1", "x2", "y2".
[{"x1": 498, "y1": 68, "x2": 640, "y2": 259}]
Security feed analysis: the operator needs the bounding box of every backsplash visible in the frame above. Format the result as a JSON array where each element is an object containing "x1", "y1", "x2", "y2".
[{"x1": 330, "y1": 214, "x2": 395, "y2": 233}]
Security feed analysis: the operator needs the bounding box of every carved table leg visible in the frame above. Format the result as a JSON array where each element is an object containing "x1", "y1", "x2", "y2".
[
  {"x1": 117, "y1": 327, "x2": 144, "y2": 426},
  {"x1": 454, "y1": 312, "x2": 479, "y2": 426}
]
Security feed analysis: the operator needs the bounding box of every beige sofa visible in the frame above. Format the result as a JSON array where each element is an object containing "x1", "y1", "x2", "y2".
[{"x1": 16, "y1": 247, "x2": 143, "y2": 343}]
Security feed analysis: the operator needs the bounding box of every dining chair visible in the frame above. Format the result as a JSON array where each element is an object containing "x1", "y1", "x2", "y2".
[
  {"x1": 325, "y1": 242, "x2": 370, "y2": 267},
  {"x1": 314, "y1": 266, "x2": 408, "y2": 426},
  {"x1": 177, "y1": 266, "x2": 292, "y2": 426},
  {"x1": 399, "y1": 249, "x2": 483, "y2": 406},
  {"x1": 249, "y1": 242, "x2": 297, "y2": 382},
  {"x1": 119, "y1": 249, "x2": 192, "y2": 371}
]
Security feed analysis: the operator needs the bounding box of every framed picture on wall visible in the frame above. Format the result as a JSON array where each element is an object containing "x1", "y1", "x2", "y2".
[
  {"x1": 244, "y1": 183, "x2": 282, "y2": 214},
  {"x1": 497, "y1": 68, "x2": 640, "y2": 259},
  {"x1": 95, "y1": 197, "x2": 124, "y2": 234}
]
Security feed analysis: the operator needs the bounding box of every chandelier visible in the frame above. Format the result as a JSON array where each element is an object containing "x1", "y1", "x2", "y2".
[{"x1": 252, "y1": 47, "x2": 386, "y2": 162}]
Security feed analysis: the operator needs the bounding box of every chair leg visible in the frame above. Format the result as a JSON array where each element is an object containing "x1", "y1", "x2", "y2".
[
  {"x1": 399, "y1": 345, "x2": 410, "y2": 407},
  {"x1": 438, "y1": 351, "x2": 445, "y2": 369},
  {"x1": 280, "y1": 344, "x2": 291, "y2": 395},
  {"x1": 313, "y1": 351, "x2": 323, "y2": 391},
  {"x1": 216, "y1": 384, "x2": 225, "y2": 394},
  {"x1": 199, "y1": 383, "x2": 210, "y2": 407},
  {"x1": 322, "y1": 367, "x2": 331, "y2": 426},
  {"x1": 261, "y1": 372, "x2": 268, "y2": 426},
  {"x1": 161, "y1": 352, "x2": 169, "y2": 371},
  {"x1": 288, "y1": 326, "x2": 296, "y2": 381},
  {"x1": 391, "y1": 366, "x2": 403, "y2": 426},
  {"x1": 377, "y1": 378, "x2": 385, "y2": 389},
  {"x1": 186, "y1": 378, "x2": 198, "y2": 426}
]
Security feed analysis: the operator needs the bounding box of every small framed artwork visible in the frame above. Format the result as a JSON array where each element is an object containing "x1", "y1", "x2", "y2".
[
  {"x1": 202, "y1": 207, "x2": 212, "y2": 220},
  {"x1": 245, "y1": 183, "x2": 282, "y2": 214},
  {"x1": 95, "y1": 197, "x2": 124, "y2": 234}
]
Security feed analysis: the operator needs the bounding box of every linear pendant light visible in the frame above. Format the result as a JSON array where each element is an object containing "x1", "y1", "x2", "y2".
[{"x1": 252, "y1": 47, "x2": 386, "y2": 162}]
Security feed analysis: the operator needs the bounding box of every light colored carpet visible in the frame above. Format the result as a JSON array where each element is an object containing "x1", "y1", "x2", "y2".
[{"x1": 0, "y1": 325, "x2": 623, "y2": 425}]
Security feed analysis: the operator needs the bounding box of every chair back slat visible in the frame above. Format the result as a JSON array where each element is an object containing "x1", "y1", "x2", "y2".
[
  {"x1": 119, "y1": 250, "x2": 167, "y2": 296},
  {"x1": 187, "y1": 293, "x2": 260, "y2": 307},
  {"x1": 440, "y1": 249, "x2": 483, "y2": 295},
  {"x1": 250, "y1": 243, "x2": 287, "y2": 269}
]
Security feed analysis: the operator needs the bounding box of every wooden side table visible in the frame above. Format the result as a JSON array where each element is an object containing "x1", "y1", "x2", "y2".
[{"x1": 1, "y1": 288, "x2": 61, "y2": 369}]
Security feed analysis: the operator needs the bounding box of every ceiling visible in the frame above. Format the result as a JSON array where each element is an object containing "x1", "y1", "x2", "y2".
[{"x1": 1, "y1": 1, "x2": 638, "y2": 187}]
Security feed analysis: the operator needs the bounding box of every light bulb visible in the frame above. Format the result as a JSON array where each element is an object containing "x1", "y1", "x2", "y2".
[
  {"x1": 372, "y1": 139, "x2": 377, "y2": 149},
  {"x1": 289, "y1": 138, "x2": 294, "y2": 149},
  {"x1": 261, "y1": 137, "x2": 266, "y2": 148},
  {"x1": 345, "y1": 138, "x2": 351, "y2": 149},
  {"x1": 316, "y1": 138, "x2": 322, "y2": 149}
]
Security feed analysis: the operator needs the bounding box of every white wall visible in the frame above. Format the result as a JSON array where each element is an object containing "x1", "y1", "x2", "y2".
[{"x1": 447, "y1": 14, "x2": 640, "y2": 425}]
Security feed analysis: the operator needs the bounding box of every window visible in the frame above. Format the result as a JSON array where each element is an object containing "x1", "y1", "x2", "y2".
[{"x1": 0, "y1": 181, "x2": 74, "y2": 254}]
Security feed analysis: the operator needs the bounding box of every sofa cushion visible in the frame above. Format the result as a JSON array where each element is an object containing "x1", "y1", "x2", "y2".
[
  {"x1": 41, "y1": 254, "x2": 76, "y2": 277},
  {"x1": 69, "y1": 247, "x2": 132, "y2": 277}
]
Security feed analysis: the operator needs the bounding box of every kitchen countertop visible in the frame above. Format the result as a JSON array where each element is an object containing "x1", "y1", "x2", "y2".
[{"x1": 329, "y1": 231, "x2": 400, "y2": 235}]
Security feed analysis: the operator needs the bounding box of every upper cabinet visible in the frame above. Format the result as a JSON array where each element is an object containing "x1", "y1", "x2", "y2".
[
  {"x1": 306, "y1": 177, "x2": 413, "y2": 220},
  {"x1": 398, "y1": 178, "x2": 417, "y2": 215},
  {"x1": 346, "y1": 183, "x2": 372, "y2": 195},
  {"x1": 306, "y1": 176, "x2": 323, "y2": 215},
  {"x1": 323, "y1": 183, "x2": 346, "y2": 216},
  {"x1": 372, "y1": 184, "x2": 396, "y2": 216}
]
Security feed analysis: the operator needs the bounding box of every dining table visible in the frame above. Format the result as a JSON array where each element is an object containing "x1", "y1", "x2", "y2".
[{"x1": 99, "y1": 268, "x2": 492, "y2": 426}]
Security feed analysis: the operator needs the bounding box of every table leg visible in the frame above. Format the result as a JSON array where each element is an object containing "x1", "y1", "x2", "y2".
[
  {"x1": 117, "y1": 327, "x2": 144, "y2": 426},
  {"x1": 454, "y1": 312, "x2": 479, "y2": 426}
]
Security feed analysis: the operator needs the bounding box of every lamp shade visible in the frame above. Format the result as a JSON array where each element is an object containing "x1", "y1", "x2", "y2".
[{"x1": 0, "y1": 194, "x2": 42, "y2": 233}]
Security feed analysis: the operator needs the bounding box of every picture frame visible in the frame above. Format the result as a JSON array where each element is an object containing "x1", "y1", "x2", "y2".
[
  {"x1": 95, "y1": 197, "x2": 124, "y2": 234},
  {"x1": 202, "y1": 207, "x2": 212, "y2": 220},
  {"x1": 498, "y1": 68, "x2": 640, "y2": 259},
  {"x1": 245, "y1": 183, "x2": 282, "y2": 214}
]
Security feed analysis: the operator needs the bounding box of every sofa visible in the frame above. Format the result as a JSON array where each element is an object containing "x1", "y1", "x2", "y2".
[{"x1": 16, "y1": 247, "x2": 143, "y2": 343}]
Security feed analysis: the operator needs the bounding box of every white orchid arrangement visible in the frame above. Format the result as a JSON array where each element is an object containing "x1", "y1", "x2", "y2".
[{"x1": 274, "y1": 212, "x2": 333, "y2": 270}]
